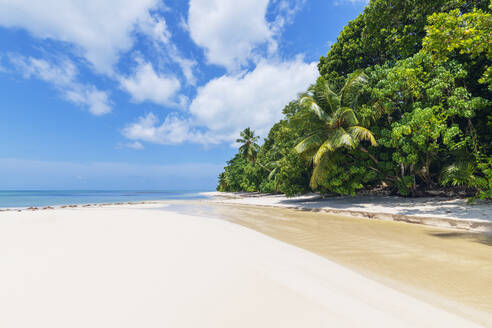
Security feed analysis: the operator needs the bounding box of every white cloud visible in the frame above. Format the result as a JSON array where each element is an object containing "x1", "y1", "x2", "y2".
[
  {"x1": 10, "y1": 55, "x2": 77, "y2": 86},
  {"x1": 0, "y1": 0, "x2": 201, "y2": 102},
  {"x1": 134, "y1": 10, "x2": 198, "y2": 86},
  {"x1": 8, "y1": 55, "x2": 111, "y2": 115},
  {"x1": 188, "y1": 0, "x2": 273, "y2": 70},
  {"x1": 189, "y1": 59, "x2": 318, "y2": 140},
  {"x1": 0, "y1": 0, "x2": 198, "y2": 107},
  {"x1": 119, "y1": 60, "x2": 182, "y2": 107},
  {"x1": 270, "y1": 0, "x2": 306, "y2": 34},
  {"x1": 65, "y1": 87, "x2": 112, "y2": 116},
  {"x1": 153, "y1": 41, "x2": 198, "y2": 86},
  {"x1": 0, "y1": 0, "x2": 166, "y2": 74},
  {"x1": 187, "y1": 0, "x2": 306, "y2": 70},
  {"x1": 122, "y1": 113, "x2": 214, "y2": 145},
  {"x1": 138, "y1": 15, "x2": 171, "y2": 45},
  {"x1": 170, "y1": 52, "x2": 198, "y2": 86},
  {"x1": 123, "y1": 59, "x2": 318, "y2": 145}
]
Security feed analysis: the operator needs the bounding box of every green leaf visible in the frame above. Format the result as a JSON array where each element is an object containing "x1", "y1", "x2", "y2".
[
  {"x1": 295, "y1": 133, "x2": 325, "y2": 154},
  {"x1": 348, "y1": 126, "x2": 378, "y2": 146}
]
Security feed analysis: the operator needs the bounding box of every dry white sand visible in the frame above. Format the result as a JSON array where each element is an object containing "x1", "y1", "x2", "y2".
[
  {"x1": 206, "y1": 192, "x2": 492, "y2": 230},
  {"x1": 0, "y1": 204, "x2": 484, "y2": 328}
]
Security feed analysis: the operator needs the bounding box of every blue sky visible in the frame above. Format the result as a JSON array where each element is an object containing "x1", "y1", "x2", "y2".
[{"x1": 0, "y1": 0, "x2": 366, "y2": 190}]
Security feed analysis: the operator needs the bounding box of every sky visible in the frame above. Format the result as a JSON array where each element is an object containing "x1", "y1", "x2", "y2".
[{"x1": 0, "y1": 0, "x2": 367, "y2": 190}]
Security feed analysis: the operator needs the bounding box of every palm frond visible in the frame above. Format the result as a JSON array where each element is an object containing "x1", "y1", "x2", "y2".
[
  {"x1": 300, "y1": 96, "x2": 328, "y2": 121},
  {"x1": 310, "y1": 157, "x2": 332, "y2": 189},
  {"x1": 372, "y1": 101, "x2": 386, "y2": 119},
  {"x1": 268, "y1": 167, "x2": 279, "y2": 181},
  {"x1": 336, "y1": 107, "x2": 359, "y2": 127},
  {"x1": 295, "y1": 133, "x2": 325, "y2": 154},
  {"x1": 313, "y1": 139, "x2": 335, "y2": 166},
  {"x1": 329, "y1": 128, "x2": 356, "y2": 149},
  {"x1": 239, "y1": 127, "x2": 256, "y2": 140},
  {"x1": 238, "y1": 144, "x2": 247, "y2": 153},
  {"x1": 440, "y1": 161, "x2": 477, "y2": 187},
  {"x1": 340, "y1": 71, "x2": 368, "y2": 107},
  {"x1": 237, "y1": 127, "x2": 260, "y2": 164},
  {"x1": 313, "y1": 77, "x2": 341, "y2": 113},
  {"x1": 348, "y1": 126, "x2": 377, "y2": 146}
]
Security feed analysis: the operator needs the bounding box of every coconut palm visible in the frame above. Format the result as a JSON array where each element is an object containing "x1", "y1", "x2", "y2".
[
  {"x1": 295, "y1": 72, "x2": 377, "y2": 188},
  {"x1": 237, "y1": 127, "x2": 260, "y2": 164}
]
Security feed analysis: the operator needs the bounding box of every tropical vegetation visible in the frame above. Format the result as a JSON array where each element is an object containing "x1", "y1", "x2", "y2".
[{"x1": 218, "y1": 0, "x2": 492, "y2": 199}]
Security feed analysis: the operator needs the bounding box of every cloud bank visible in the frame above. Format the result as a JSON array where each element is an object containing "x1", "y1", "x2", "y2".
[
  {"x1": 0, "y1": 0, "x2": 167, "y2": 74},
  {"x1": 1, "y1": 0, "x2": 318, "y2": 146},
  {"x1": 9, "y1": 55, "x2": 111, "y2": 115},
  {"x1": 123, "y1": 59, "x2": 318, "y2": 145}
]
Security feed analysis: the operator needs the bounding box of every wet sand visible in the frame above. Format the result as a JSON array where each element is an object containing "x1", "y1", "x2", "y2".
[{"x1": 167, "y1": 201, "x2": 492, "y2": 327}]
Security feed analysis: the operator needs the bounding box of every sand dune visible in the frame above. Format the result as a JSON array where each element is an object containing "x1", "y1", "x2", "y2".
[{"x1": 0, "y1": 204, "x2": 484, "y2": 327}]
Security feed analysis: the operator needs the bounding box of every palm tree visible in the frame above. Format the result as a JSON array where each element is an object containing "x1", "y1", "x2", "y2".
[
  {"x1": 237, "y1": 127, "x2": 260, "y2": 164},
  {"x1": 295, "y1": 72, "x2": 377, "y2": 188}
]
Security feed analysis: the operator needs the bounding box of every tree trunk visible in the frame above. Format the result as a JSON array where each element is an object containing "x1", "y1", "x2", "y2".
[
  {"x1": 360, "y1": 146, "x2": 379, "y2": 164},
  {"x1": 256, "y1": 161, "x2": 272, "y2": 173}
]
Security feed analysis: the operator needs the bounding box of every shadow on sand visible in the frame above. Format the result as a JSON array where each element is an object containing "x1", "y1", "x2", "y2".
[{"x1": 428, "y1": 230, "x2": 492, "y2": 247}]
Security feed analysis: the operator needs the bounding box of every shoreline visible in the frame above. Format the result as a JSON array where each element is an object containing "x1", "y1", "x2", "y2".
[
  {"x1": 0, "y1": 200, "x2": 163, "y2": 212},
  {"x1": 204, "y1": 192, "x2": 492, "y2": 232},
  {"x1": 3, "y1": 191, "x2": 492, "y2": 234},
  {"x1": 3, "y1": 191, "x2": 491, "y2": 232},
  {"x1": 3, "y1": 191, "x2": 491, "y2": 233},
  {"x1": 1, "y1": 200, "x2": 491, "y2": 326},
  {"x1": 0, "y1": 190, "x2": 211, "y2": 211}
]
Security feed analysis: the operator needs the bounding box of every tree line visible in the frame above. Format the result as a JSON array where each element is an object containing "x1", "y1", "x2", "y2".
[{"x1": 218, "y1": 0, "x2": 492, "y2": 199}]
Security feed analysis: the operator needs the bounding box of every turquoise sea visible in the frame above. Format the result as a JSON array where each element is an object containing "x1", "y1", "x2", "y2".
[{"x1": 0, "y1": 190, "x2": 209, "y2": 208}]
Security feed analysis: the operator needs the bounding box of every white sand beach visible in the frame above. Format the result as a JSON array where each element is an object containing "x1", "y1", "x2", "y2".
[{"x1": 0, "y1": 203, "x2": 487, "y2": 328}]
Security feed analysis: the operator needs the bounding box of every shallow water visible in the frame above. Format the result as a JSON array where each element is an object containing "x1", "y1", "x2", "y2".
[{"x1": 0, "y1": 190, "x2": 208, "y2": 208}]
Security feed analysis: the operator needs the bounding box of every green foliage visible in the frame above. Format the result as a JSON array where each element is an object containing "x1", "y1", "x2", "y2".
[
  {"x1": 422, "y1": 4, "x2": 492, "y2": 89},
  {"x1": 421, "y1": 0, "x2": 492, "y2": 161},
  {"x1": 440, "y1": 161, "x2": 479, "y2": 187},
  {"x1": 477, "y1": 156, "x2": 492, "y2": 198},
  {"x1": 217, "y1": 0, "x2": 492, "y2": 199},
  {"x1": 217, "y1": 103, "x2": 313, "y2": 195},
  {"x1": 369, "y1": 53, "x2": 489, "y2": 194},
  {"x1": 309, "y1": 151, "x2": 379, "y2": 196},
  {"x1": 272, "y1": 151, "x2": 312, "y2": 196},
  {"x1": 319, "y1": 0, "x2": 490, "y2": 87},
  {"x1": 216, "y1": 154, "x2": 265, "y2": 192},
  {"x1": 256, "y1": 109, "x2": 313, "y2": 195},
  {"x1": 295, "y1": 73, "x2": 378, "y2": 194},
  {"x1": 236, "y1": 127, "x2": 260, "y2": 164}
]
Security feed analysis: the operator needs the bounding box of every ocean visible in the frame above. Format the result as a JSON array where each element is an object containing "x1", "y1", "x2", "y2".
[{"x1": 0, "y1": 190, "x2": 209, "y2": 208}]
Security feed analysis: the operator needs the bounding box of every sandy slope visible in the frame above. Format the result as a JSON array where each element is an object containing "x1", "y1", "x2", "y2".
[
  {"x1": 0, "y1": 205, "x2": 484, "y2": 327},
  {"x1": 182, "y1": 201, "x2": 492, "y2": 326}
]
